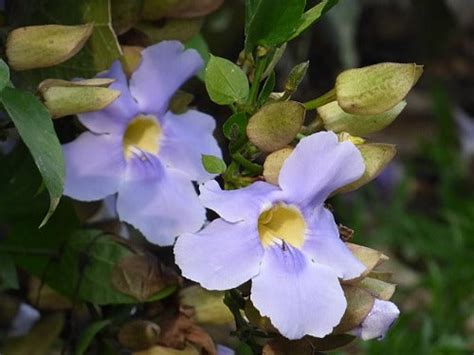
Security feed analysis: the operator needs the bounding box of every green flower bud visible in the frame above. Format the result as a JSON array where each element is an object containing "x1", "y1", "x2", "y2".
[
  {"x1": 122, "y1": 45, "x2": 143, "y2": 77},
  {"x1": 118, "y1": 320, "x2": 161, "y2": 351},
  {"x1": 284, "y1": 61, "x2": 309, "y2": 94},
  {"x1": 359, "y1": 278, "x2": 396, "y2": 301},
  {"x1": 6, "y1": 24, "x2": 93, "y2": 71},
  {"x1": 333, "y1": 285, "x2": 375, "y2": 334},
  {"x1": 247, "y1": 101, "x2": 305, "y2": 152},
  {"x1": 318, "y1": 100, "x2": 407, "y2": 136},
  {"x1": 337, "y1": 143, "x2": 396, "y2": 194},
  {"x1": 179, "y1": 286, "x2": 233, "y2": 326},
  {"x1": 336, "y1": 62, "x2": 423, "y2": 115},
  {"x1": 39, "y1": 78, "x2": 120, "y2": 119},
  {"x1": 263, "y1": 146, "x2": 294, "y2": 185}
]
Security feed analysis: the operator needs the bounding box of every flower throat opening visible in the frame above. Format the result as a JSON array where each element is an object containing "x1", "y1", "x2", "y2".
[
  {"x1": 123, "y1": 115, "x2": 162, "y2": 159},
  {"x1": 258, "y1": 204, "x2": 306, "y2": 248}
]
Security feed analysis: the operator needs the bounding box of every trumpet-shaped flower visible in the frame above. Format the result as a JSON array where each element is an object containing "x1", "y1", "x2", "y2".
[
  {"x1": 175, "y1": 132, "x2": 367, "y2": 339},
  {"x1": 63, "y1": 41, "x2": 221, "y2": 245}
]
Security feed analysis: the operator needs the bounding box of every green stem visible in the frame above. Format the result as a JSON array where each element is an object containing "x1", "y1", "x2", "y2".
[
  {"x1": 0, "y1": 245, "x2": 57, "y2": 257},
  {"x1": 301, "y1": 115, "x2": 325, "y2": 135},
  {"x1": 303, "y1": 88, "x2": 337, "y2": 110},
  {"x1": 232, "y1": 152, "x2": 263, "y2": 175},
  {"x1": 247, "y1": 57, "x2": 267, "y2": 107}
]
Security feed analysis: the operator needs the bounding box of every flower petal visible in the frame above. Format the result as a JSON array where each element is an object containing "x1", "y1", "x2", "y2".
[
  {"x1": 116, "y1": 152, "x2": 205, "y2": 246},
  {"x1": 160, "y1": 110, "x2": 221, "y2": 182},
  {"x1": 250, "y1": 245, "x2": 346, "y2": 339},
  {"x1": 174, "y1": 218, "x2": 264, "y2": 290},
  {"x1": 130, "y1": 41, "x2": 203, "y2": 115},
  {"x1": 63, "y1": 132, "x2": 125, "y2": 201},
  {"x1": 199, "y1": 180, "x2": 279, "y2": 223},
  {"x1": 302, "y1": 206, "x2": 366, "y2": 280},
  {"x1": 279, "y1": 131, "x2": 365, "y2": 208},
  {"x1": 350, "y1": 299, "x2": 400, "y2": 340},
  {"x1": 77, "y1": 61, "x2": 140, "y2": 134}
]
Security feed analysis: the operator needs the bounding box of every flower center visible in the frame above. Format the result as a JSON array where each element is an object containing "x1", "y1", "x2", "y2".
[
  {"x1": 257, "y1": 204, "x2": 306, "y2": 248},
  {"x1": 123, "y1": 115, "x2": 162, "y2": 159}
]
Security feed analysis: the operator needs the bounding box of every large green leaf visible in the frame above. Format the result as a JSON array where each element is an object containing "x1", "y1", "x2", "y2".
[
  {"x1": 0, "y1": 87, "x2": 64, "y2": 226},
  {"x1": 0, "y1": 59, "x2": 10, "y2": 90},
  {"x1": 7, "y1": 0, "x2": 121, "y2": 90},
  {"x1": 245, "y1": 0, "x2": 306, "y2": 51},
  {"x1": 205, "y1": 55, "x2": 249, "y2": 105}
]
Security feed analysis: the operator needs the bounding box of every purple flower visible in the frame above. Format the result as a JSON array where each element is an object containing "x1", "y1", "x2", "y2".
[
  {"x1": 174, "y1": 132, "x2": 367, "y2": 339},
  {"x1": 63, "y1": 41, "x2": 221, "y2": 245},
  {"x1": 349, "y1": 299, "x2": 400, "y2": 340}
]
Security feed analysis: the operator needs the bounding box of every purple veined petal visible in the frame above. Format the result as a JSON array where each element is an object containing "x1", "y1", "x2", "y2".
[
  {"x1": 160, "y1": 110, "x2": 222, "y2": 182},
  {"x1": 302, "y1": 206, "x2": 366, "y2": 280},
  {"x1": 199, "y1": 180, "x2": 280, "y2": 223},
  {"x1": 116, "y1": 152, "x2": 205, "y2": 246},
  {"x1": 278, "y1": 131, "x2": 365, "y2": 208},
  {"x1": 174, "y1": 218, "x2": 264, "y2": 290},
  {"x1": 63, "y1": 132, "x2": 126, "y2": 201},
  {"x1": 349, "y1": 299, "x2": 400, "y2": 340},
  {"x1": 78, "y1": 61, "x2": 140, "y2": 135},
  {"x1": 129, "y1": 41, "x2": 203, "y2": 116},
  {"x1": 250, "y1": 245, "x2": 347, "y2": 339}
]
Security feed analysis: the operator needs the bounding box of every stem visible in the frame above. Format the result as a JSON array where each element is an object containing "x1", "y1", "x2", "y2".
[
  {"x1": 247, "y1": 57, "x2": 267, "y2": 107},
  {"x1": 0, "y1": 245, "x2": 58, "y2": 257},
  {"x1": 303, "y1": 88, "x2": 337, "y2": 110},
  {"x1": 301, "y1": 115, "x2": 325, "y2": 135},
  {"x1": 232, "y1": 152, "x2": 263, "y2": 175}
]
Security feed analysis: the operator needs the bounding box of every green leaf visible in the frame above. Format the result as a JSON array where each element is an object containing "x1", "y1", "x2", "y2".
[
  {"x1": 202, "y1": 154, "x2": 227, "y2": 174},
  {"x1": 7, "y1": 0, "x2": 122, "y2": 90},
  {"x1": 0, "y1": 255, "x2": 19, "y2": 290},
  {"x1": 245, "y1": 0, "x2": 306, "y2": 51},
  {"x1": 0, "y1": 87, "x2": 64, "y2": 226},
  {"x1": 75, "y1": 319, "x2": 112, "y2": 355},
  {"x1": 205, "y1": 55, "x2": 249, "y2": 105},
  {"x1": 223, "y1": 112, "x2": 248, "y2": 141},
  {"x1": 0, "y1": 59, "x2": 10, "y2": 90},
  {"x1": 289, "y1": 0, "x2": 339, "y2": 40},
  {"x1": 185, "y1": 33, "x2": 210, "y2": 80}
]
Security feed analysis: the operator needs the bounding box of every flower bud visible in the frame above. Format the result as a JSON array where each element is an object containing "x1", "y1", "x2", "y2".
[
  {"x1": 349, "y1": 299, "x2": 400, "y2": 340},
  {"x1": 318, "y1": 100, "x2": 407, "y2": 136},
  {"x1": 118, "y1": 320, "x2": 161, "y2": 351},
  {"x1": 284, "y1": 61, "x2": 309, "y2": 94},
  {"x1": 122, "y1": 46, "x2": 144, "y2": 77},
  {"x1": 337, "y1": 143, "x2": 396, "y2": 194},
  {"x1": 6, "y1": 24, "x2": 93, "y2": 71},
  {"x1": 179, "y1": 286, "x2": 233, "y2": 326},
  {"x1": 337, "y1": 132, "x2": 365, "y2": 145},
  {"x1": 247, "y1": 101, "x2": 305, "y2": 152},
  {"x1": 263, "y1": 147, "x2": 294, "y2": 185},
  {"x1": 360, "y1": 277, "x2": 396, "y2": 301},
  {"x1": 334, "y1": 285, "x2": 375, "y2": 334},
  {"x1": 39, "y1": 79, "x2": 120, "y2": 118},
  {"x1": 336, "y1": 63, "x2": 423, "y2": 115}
]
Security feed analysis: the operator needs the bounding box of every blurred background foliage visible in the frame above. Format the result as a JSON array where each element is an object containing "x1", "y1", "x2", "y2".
[{"x1": 201, "y1": 0, "x2": 474, "y2": 353}]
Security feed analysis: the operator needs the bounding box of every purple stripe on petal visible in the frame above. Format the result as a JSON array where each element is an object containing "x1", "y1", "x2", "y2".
[
  {"x1": 129, "y1": 41, "x2": 203, "y2": 116},
  {"x1": 302, "y1": 207, "x2": 365, "y2": 280},
  {"x1": 279, "y1": 131, "x2": 365, "y2": 208},
  {"x1": 63, "y1": 132, "x2": 125, "y2": 201},
  {"x1": 174, "y1": 218, "x2": 264, "y2": 290},
  {"x1": 117, "y1": 152, "x2": 205, "y2": 246},
  {"x1": 199, "y1": 180, "x2": 279, "y2": 223},
  {"x1": 160, "y1": 110, "x2": 222, "y2": 182},
  {"x1": 250, "y1": 245, "x2": 346, "y2": 339},
  {"x1": 78, "y1": 61, "x2": 140, "y2": 134}
]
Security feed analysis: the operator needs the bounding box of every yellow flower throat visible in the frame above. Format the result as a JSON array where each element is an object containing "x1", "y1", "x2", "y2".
[
  {"x1": 258, "y1": 204, "x2": 306, "y2": 248},
  {"x1": 123, "y1": 115, "x2": 162, "y2": 159}
]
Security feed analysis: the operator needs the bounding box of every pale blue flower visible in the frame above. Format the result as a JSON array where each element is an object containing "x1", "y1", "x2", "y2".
[
  {"x1": 63, "y1": 41, "x2": 221, "y2": 245},
  {"x1": 349, "y1": 299, "x2": 400, "y2": 340},
  {"x1": 175, "y1": 132, "x2": 367, "y2": 339}
]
